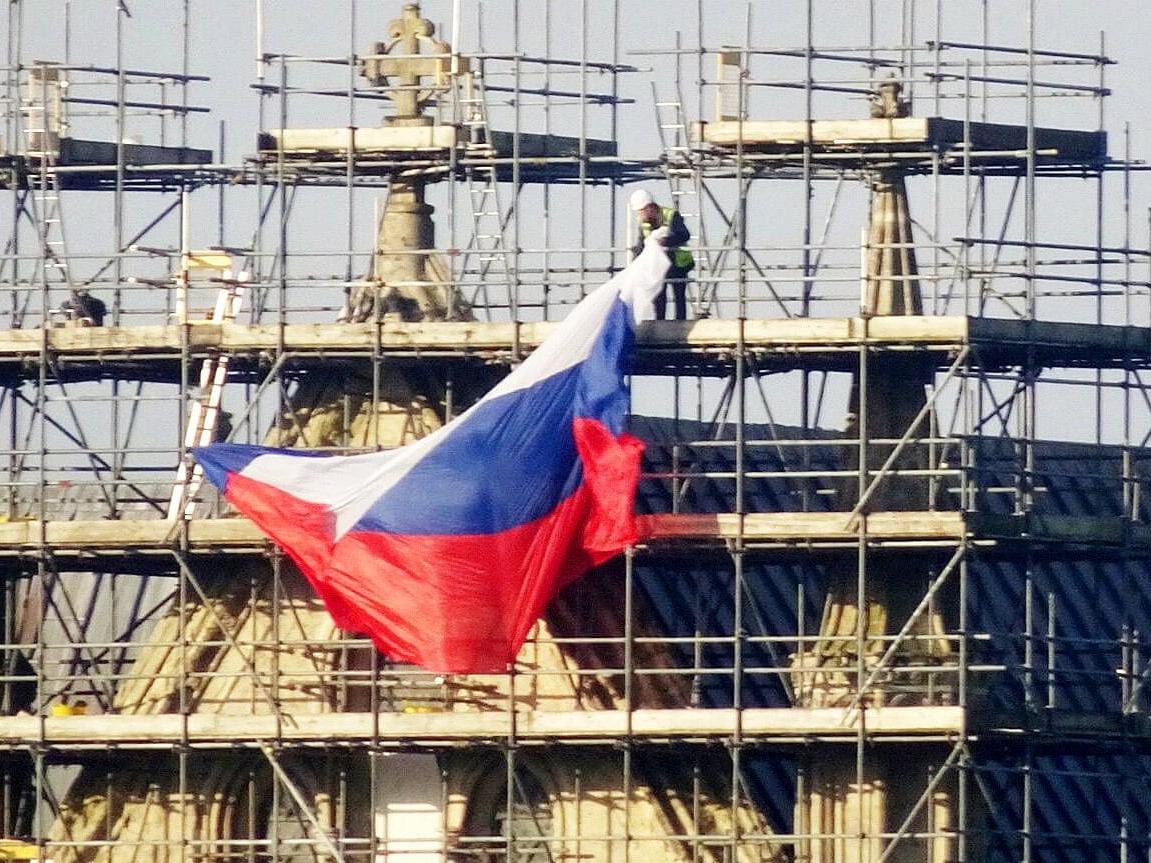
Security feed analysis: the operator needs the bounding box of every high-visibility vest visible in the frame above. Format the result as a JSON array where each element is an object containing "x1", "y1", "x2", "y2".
[{"x1": 641, "y1": 207, "x2": 695, "y2": 271}]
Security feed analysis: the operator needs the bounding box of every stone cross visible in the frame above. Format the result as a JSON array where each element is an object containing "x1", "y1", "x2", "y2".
[{"x1": 361, "y1": 2, "x2": 451, "y2": 122}]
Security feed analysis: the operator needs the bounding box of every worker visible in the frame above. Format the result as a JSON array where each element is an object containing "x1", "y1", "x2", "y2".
[
  {"x1": 629, "y1": 189, "x2": 694, "y2": 320},
  {"x1": 213, "y1": 411, "x2": 233, "y2": 443},
  {"x1": 60, "y1": 288, "x2": 107, "y2": 326}
]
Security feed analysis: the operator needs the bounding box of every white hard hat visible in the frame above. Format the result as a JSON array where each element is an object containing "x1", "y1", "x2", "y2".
[{"x1": 629, "y1": 189, "x2": 654, "y2": 212}]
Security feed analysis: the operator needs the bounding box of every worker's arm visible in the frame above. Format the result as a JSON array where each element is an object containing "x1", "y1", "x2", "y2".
[
  {"x1": 630, "y1": 226, "x2": 646, "y2": 260},
  {"x1": 663, "y1": 211, "x2": 690, "y2": 248}
]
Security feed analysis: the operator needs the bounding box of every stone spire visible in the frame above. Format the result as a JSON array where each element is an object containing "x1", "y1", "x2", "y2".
[
  {"x1": 343, "y1": 2, "x2": 468, "y2": 322},
  {"x1": 791, "y1": 78, "x2": 957, "y2": 863}
]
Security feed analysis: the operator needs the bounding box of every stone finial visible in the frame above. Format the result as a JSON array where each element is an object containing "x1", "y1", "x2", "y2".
[
  {"x1": 361, "y1": 2, "x2": 454, "y2": 123},
  {"x1": 869, "y1": 77, "x2": 910, "y2": 119},
  {"x1": 389, "y1": 3, "x2": 434, "y2": 42}
]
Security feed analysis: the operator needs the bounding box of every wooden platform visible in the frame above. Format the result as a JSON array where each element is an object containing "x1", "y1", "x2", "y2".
[
  {"x1": 254, "y1": 125, "x2": 620, "y2": 182},
  {"x1": 259, "y1": 126, "x2": 617, "y2": 160},
  {"x1": 0, "y1": 702, "x2": 1144, "y2": 751},
  {"x1": 0, "y1": 138, "x2": 214, "y2": 191},
  {"x1": 695, "y1": 116, "x2": 1107, "y2": 173},
  {"x1": 980, "y1": 708, "x2": 1151, "y2": 743},
  {"x1": 0, "y1": 699, "x2": 1144, "y2": 751},
  {"x1": 1, "y1": 316, "x2": 1148, "y2": 383},
  {"x1": 0, "y1": 512, "x2": 966, "y2": 556},
  {"x1": 1, "y1": 512, "x2": 1149, "y2": 565},
  {"x1": 0, "y1": 705, "x2": 965, "y2": 749}
]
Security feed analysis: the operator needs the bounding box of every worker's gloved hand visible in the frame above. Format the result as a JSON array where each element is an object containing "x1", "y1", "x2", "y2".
[{"x1": 647, "y1": 225, "x2": 672, "y2": 246}]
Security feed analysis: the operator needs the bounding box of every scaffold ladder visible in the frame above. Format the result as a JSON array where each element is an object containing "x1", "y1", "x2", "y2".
[
  {"x1": 458, "y1": 68, "x2": 513, "y2": 315},
  {"x1": 652, "y1": 83, "x2": 691, "y2": 157},
  {"x1": 651, "y1": 84, "x2": 699, "y2": 217},
  {"x1": 166, "y1": 281, "x2": 245, "y2": 521},
  {"x1": 22, "y1": 64, "x2": 73, "y2": 293},
  {"x1": 651, "y1": 84, "x2": 705, "y2": 314},
  {"x1": 457, "y1": 67, "x2": 490, "y2": 148}
]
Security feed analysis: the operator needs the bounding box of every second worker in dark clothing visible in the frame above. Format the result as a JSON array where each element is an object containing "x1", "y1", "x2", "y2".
[
  {"x1": 629, "y1": 189, "x2": 694, "y2": 321},
  {"x1": 60, "y1": 288, "x2": 107, "y2": 326}
]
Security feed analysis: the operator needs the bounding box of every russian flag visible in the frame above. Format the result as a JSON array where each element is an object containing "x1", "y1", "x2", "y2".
[{"x1": 194, "y1": 239, "x2": 670, "y2": 674}]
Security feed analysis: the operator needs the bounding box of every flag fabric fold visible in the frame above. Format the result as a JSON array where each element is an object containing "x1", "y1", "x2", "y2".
[{"x1": 194, "y1": 240, "x2": 670, "y2": 673}]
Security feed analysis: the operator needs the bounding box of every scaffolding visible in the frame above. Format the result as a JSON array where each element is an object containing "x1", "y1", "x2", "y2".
[{"x1": 1, "y1": 1, "x2": 1150, "y2": 861}]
